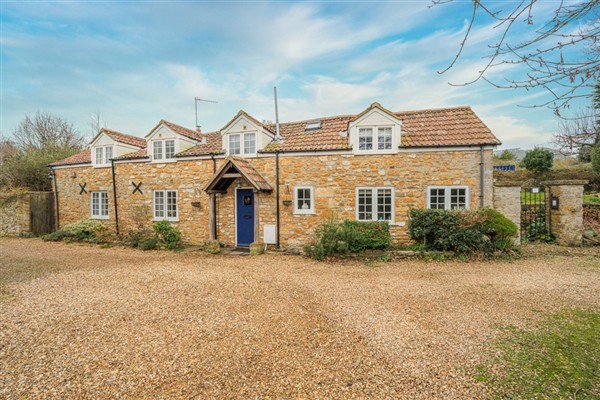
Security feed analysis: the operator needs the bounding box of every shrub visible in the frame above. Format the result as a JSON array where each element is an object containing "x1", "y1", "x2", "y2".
[
  {"x1": 408, "y1": 208, "x2": 517, "y2": 257},
  {"x1": 152, "y1": 221, "x2": 182, "y2": 250},
  {"x1": 522, "y1": 148, "x2": 554, "y2": 172},
  {"x1": 304, "y1": 217, "x2": 391, "y2": 260},
  {"x1": 42, "y1": 219, "x2": 112, "y2": 243},
  {"x1": 126, "y1": 228, "x2": 153, "y2": 248},
  {"x1": 140, "y1": 237, "x2": 158, "y2": 251},
  {"x1": 341, "y1": 220, "x2": 391, "y2": 252}
]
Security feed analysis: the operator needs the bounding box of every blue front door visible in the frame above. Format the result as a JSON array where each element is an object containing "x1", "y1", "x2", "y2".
[{"x1": 236, "y1": 189, "x2": 254, "y2": 246}]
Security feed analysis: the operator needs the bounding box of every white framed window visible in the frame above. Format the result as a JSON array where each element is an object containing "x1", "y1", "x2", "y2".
[
  {"x1": 90, "y1": 191, "x2": 109, "y2": 219},
  {"x1": 152, "y1": 139, "x2": 176, "y2": 161},
  {"x1": 356, "y1": 187, "x2": 394, "y2": 222},
  {"x1": 358, "y1": 128, "x2": 373, "y2": 151},
  {"x1": 427, "y1": 186, "x2": 469, "y2": 210},
  {"x1": 377, "y1": 127, "x2": 392, "y2": 150},
  {"x1": 243, "y1": 133, "x2": 256, "y2": 155},
  {"x1": 229, "y1": 134, "x2": 241, "y2": 155},
  {"x1": 153, "y1": 190, "x2": 178, "y2": 221},
  {"x1": 94, "y1": 146, "x2": 113, "y2": 166},
  {"x1": 153, "y1": 141, "x2": 163, "y2": 160},
  {"x1": 165, "y1": 140, "x2": 175, "y2": 159},
  {"x1": 294, "y1": 186, "x2": 315, "y2": 214}
]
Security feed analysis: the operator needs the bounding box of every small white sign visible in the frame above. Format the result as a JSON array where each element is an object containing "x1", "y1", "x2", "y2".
[{"x1": 531, "y1": 187, "x2": 540, "y2": 193}]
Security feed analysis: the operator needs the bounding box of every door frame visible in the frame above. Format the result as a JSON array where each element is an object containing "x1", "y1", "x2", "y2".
[{"x1": 234, "y1": 187, "x2": 255, "y2": 246}]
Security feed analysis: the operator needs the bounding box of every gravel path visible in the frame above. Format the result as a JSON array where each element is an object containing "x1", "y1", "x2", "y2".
[{"x1": 1, "y1": 238, "x2": 598, "y2": 399}]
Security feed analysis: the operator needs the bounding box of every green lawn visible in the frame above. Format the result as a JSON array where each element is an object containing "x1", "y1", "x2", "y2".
[
  {"x1": 583, "y1": 195, "x2": 600, "y2": 205},
  {"x1": 476, "y1": 309, "x2": 600, "y2": 399}
]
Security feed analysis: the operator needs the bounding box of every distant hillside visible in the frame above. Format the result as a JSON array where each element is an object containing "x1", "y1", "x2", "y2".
[{"x1": 494, "y1": 147, "x2": 571, "y2": 161}]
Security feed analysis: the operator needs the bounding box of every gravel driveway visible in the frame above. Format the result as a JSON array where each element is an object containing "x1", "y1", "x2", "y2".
[{"x1": 1, "y1": 238, "x2": 598, "y2": 399}]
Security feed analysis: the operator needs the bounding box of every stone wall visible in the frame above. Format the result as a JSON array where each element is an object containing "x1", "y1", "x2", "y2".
[
  {"x1": 0, "y1": 192, "x2": 31, "y2": 236},
  {"x1": 492, "y1": 183, "x2": 521, "y2": 242},
  {"x1": 546, "y1": 180, "x2": 587, "y2": 246},
  {"x1": 53, "y1": 148, "x2": 494, "y2": 246}
]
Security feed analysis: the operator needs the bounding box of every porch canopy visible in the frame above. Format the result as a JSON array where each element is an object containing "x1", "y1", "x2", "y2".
[{"x1": 204, "y1": 157, "x2": 272, "y2": 241}]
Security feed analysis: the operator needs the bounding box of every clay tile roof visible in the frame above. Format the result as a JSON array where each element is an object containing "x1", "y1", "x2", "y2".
[
  {"x1": 160, "y1": 120, "x2": 203, "y2": 141},
  {"x1": 263, "y1": 115, "x2": 354, "y2": 152},
  {"x1": 262, "y1": 105, "x2": 500, "y2": 152},
  {"x1": 113, "y1": 148, "x2": 149, "y2": 161},
  {"x1": 48, "y1": 149, "x2": 91, "y2": 166},
  {"x1": 175, "y1": 132, "x2": 223, "y2": 157},
  {"x1": 99, "y1": 128, "x2": 146, "y2": 148},
  {"x1": 395, "y1": 106, "x2": 501, "y2": 147},
  {"x1": 230, "y1": 157, "x2": 273, "y2": 191}
]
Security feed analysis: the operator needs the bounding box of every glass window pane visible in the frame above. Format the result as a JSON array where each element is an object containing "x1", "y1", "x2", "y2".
[
  {"x1": 165, "y1": 140, "x2": 175, "y2": 159},
  {"x1": 104, "y1": 146, "x2": 113, "y2": 162},
  {"x1": 153, "y1": 141, "x2": 163, "y2": 160},
  {"x1": 377, "y1": 188, "x2": 392, "y2": 220},
  {"x1": 95, "y1": 147, "x2": 103, "y2": 165},
  {"x1": 101, "y1": 192, "x2": 108, "y2": 216},
  {"x1": 429, "y1": 188, "x2": 446, "y2": 209},
  {"x1": 377, "y1": 127, "x2": 392, "y2": 150},
  {"x1": 229, "y1": 135, "x2": 240, "y2": 155},
  {"x1": 358, "y1": 189, "x2": 373, "y2": 220},
  {"x1": 450, "y1": 188, "x2": 467, "y2": 210},
  {"x1": 244, "y1": 133, "x2": 256, "y2": 154},
  {"x1": 359, "y1": 128, "x2": 373, "y2": 150},
  {"x1": 154, "y1": 191, "x2": 165, "y2": 218},
  {"x1": 296, "y1": 188, "x2": 312, "y2": 211},
  {"x1": 167, "y1": 191, "x2": 177, "y2": 218}
]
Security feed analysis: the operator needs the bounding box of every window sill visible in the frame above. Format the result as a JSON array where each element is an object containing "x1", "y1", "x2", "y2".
[
  {"x1": 92, "y1": 164, "x2": 112, "y2": 168},
  {"x1": 293, "y1": 210, "x2": 316, "y2": 215},
  {"x1": 90, "y1": 216, "x2": 109, "y2": 220},
  {"x1": 150, "y1": 159, "x2": 177, "y2": 164},
  {"x1": 152, "y1": 218, "x2": 179, "y2": 222},
  {"x1": 354, "y1": 150, "x2": 397, "y2": 155}
]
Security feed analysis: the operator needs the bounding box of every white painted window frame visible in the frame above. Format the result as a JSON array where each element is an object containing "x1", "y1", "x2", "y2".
[
  {"x1": 355, "y1": 186, "x2": 395, "y2": 223},
  {"x1": 293, "y1": 186, "x2": 315, "y2": 215},
  {"x1": 152, "y1": 139, "x2": 176, "y2": 162},
  {"x1": 93, "y1": 145, "x2": 114, "y2": 167},
  {"x1": 229, "y1": 134, "x2": 241, "y2": 155},
  {"x1": 153, "y1": 189, "x2": 179, "y2": 221},
  {"x1": 357, "y1": 125, "x2": 395, "y2": 154},
  {"x1": 90, "y1": 191, "x2": 109, "y2": 219},
  {"x1": 426, "y1": 186, "x2": 470, "y2": 210},
  {"x1": 243, "y1": 132, "x2": 256, "y2": 155}
]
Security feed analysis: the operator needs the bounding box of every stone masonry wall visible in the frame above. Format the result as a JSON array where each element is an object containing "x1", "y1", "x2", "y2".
[
  {"x1": 547, "y1": 182, "x2": 586, "y2": 246},
  {"x1": 54, "y1": 166, "x2": 114, "y2": 230},
  {"x1": 53, "y1": 149, "x2": 494, "y2": 246},
  {"x1": 0, "y1": 192, "x2": 31, "y2": 236},
  {"x1": 492, "y1": 184, "x2": 521, "y2": 242}
]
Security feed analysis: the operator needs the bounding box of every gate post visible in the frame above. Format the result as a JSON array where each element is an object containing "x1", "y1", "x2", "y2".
[
  {"x1": 493, "y1": 182, "x2": 522, "y2": 243},
  {"x1": 542, "y1": 180, "x2": 588, "y2": 246}
]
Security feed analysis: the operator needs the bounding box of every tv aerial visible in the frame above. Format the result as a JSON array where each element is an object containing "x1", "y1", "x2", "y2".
[{"x1": 195, "y1": 97, "x2": 218, "y2": 130}]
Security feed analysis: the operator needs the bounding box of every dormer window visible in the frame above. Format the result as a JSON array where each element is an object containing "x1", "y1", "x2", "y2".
[
  {"x1": 94, "y1": 145, "x2": 113, "y2": 166},
  {"x1": 358, "y1": 126, "x2": 393, "y2": 152},
  {"x1": 244, "y1": 133, "x2": 256, "y2": 155},
  {"x1": 228, "y1": 132, "x2": 256, "y2": 156},
  {"x1": 229, "y1": 134, "x2": 241, "y2": 155},
  {"x1": 152, "y1": 139, "x2": 175, "y2": 161}
]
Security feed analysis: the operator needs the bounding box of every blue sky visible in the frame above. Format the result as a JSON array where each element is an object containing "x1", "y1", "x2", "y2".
[{"x1": 0, "y1": 1, "x2": 592, "y2": 149}]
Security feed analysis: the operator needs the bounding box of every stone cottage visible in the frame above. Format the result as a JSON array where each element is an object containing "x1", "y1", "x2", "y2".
[{"x1": 49, "y1": 102, "x2": 501, "y2": 247}]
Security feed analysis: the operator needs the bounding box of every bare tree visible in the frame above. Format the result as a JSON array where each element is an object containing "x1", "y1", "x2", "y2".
[
  {"x1": 12, "y1": 111, "x2": 84, "y2": 151},
  {"x1": 554, "y1": 107, "x2": 599, "y2": 159},
  {"x1": 432, "y1": 1, "x2": 600, "y2": 113},
  {"x1": 88, "y1": 111, "x2": 106, "y2": 139}
]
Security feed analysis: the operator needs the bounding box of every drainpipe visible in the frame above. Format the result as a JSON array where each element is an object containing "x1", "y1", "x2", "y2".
[
  {"x1": 480, "y1": 146, "x2": 485, "y2": 208},
  {"x1": 50, "y1": 167, "x2": 60, "y2": 230},
  {"x1": 111, "y1": 159, "x2": 120, "y2": 236},
  {"x1": 276, "y1": 150, "x2": 280, "y2": 249},
  {"x1": 210, "y1": 152, "x2": 217, "y2": 239},
  {"x1": 210, "y1": 153, "x2": 216, "y2": 173}
]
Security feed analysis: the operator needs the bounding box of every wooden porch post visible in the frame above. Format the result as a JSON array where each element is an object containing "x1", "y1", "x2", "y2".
[
  {"x1": 208, "y1": 192, "x2": 216, "y2": 240},
  {"x1": 254, "y1": 190, "x2": 260, "y2": 243}
]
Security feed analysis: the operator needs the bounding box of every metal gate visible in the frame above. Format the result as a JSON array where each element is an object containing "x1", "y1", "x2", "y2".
[
  {"x1": 520, "y1": 184, "x2": 552, "y2": 241},
  {"x1": 29, "y1": 192, "x2": 55, "y2": 236}
]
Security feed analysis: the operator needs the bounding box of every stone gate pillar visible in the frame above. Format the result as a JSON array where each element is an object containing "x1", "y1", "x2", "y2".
[
  {"x1": 542, "y1": 180, "x2": 588, "y2": 246},
  {"x1": 493, "y1": 182, "x2": 522, "y2": 242}
]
